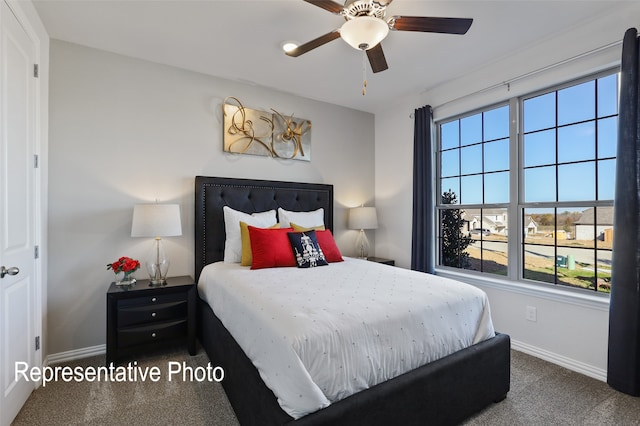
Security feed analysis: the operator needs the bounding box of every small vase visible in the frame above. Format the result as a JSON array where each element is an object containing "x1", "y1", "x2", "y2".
[{"x1": 115, "y1": 271, "x2": 137, "y2": 286}]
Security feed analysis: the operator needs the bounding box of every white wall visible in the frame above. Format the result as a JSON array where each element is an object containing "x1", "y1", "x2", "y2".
[
  {"x1": 47, "y1": 40, "x2": 375, "y2": 355},
  {"x1": 375, "y1": 4, "x2": 640, "y2": 379}
]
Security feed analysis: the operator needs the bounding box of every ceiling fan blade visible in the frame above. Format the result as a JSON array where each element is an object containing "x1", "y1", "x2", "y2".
[
  {"x1": 285, "y1": 30, "x2": 341, "y2": 57},
  {"x1": 303, "y1": 0, "x2": 345, "y2": 14},
  {"x1": 366, "y1": 43, "x2": 389, "y2": 73},
  {"x1": 391, "y1": 16, "x2": 473, "y2": 35}
]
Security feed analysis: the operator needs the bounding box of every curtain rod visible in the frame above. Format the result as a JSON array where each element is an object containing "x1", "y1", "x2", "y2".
[{"x1": 410, "y1": 38, "x2": 623, "y2": 118}]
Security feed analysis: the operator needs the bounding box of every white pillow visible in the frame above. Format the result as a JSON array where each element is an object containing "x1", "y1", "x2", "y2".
[
  {"x1": 278, "y1": 207, "x2": 324, "y2": 228},
  {"x1": 223, "y1": 206, "x2": 277, "y2": 263}
]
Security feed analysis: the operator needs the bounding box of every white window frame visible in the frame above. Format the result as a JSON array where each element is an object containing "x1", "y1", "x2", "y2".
[{"x1": 434, "y1": 68, "x2": 618, "y2": 304}]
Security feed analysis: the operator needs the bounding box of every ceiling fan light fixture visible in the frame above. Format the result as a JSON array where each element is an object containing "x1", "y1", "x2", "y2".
[
  {"x1": 340, "y1": 16, "x2": 389, "y2": 51},
  {"x1": 281, "y1": 41, "x2": 299, "y2": 54}
]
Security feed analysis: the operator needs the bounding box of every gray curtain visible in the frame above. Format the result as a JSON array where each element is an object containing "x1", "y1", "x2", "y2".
[
  {"x1": 411, "y1": 105, "x2": 434, "y2": 273},
  {"x1": 607, "y1": 27, "x2": 640, "y2": 396}
]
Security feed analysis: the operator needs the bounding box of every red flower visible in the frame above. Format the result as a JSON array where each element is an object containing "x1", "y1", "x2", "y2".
[
  {"x1": 107, "y1": 256, "x2": 140, "y2": 274},
  {"x1": 122, "y1": 259, "x2": 140, "y2": 272}
]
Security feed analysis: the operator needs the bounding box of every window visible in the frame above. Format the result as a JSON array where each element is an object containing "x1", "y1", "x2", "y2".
[
  {"x1": 436, "y1": 71, "x2": 618, "y2": 293},
  {"x1": 438, "y1": 105, "x2": 510, "y2": 275}
]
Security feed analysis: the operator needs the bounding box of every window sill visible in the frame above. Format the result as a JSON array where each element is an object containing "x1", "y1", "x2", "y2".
[{"x1": 434, "y1": 268, "x2": 610, "y2": 312}]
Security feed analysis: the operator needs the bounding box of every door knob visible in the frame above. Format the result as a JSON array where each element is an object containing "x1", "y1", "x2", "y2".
[{"x1": 0, "y1": 266, "x2": 19, "y2": 278}]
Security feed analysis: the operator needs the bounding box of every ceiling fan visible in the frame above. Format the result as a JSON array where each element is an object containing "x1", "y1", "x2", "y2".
[{"x1": 285, "y1": 0, "x2": 473, "y2": 74}]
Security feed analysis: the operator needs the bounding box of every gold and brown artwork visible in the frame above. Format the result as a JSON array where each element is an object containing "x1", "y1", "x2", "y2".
[{"x1": 223, "y1": 97, "x2": 311, "y2": 161}]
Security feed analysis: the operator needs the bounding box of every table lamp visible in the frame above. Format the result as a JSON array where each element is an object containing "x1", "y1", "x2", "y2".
[
  {"x1": 348, "y1": 206, "x2": 378, "y2": 259},
  {"x1": 131, "y1": 203, "x2": 182, "y2": 286}
]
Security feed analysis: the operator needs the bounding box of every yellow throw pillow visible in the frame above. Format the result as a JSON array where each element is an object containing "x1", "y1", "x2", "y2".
[
  {"x1": 290, "y1": 222, "x2": 326, "y2": 232},
  {"x1": 240, "y1": 221, "x2": 280, "y2": 266}
]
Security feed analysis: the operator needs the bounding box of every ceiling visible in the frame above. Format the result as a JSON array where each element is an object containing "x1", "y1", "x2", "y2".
[{"x1": 33, "y1": 0, "x2": 618, "y2": 114}]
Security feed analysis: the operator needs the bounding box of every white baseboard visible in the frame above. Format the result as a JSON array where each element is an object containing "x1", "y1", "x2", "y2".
[
  {"x1": 511, "y1": 338, "x2": 607, "y2": 382},
  {"x1": 45, "y1": 344, "x2": 106, "y2": 366}
]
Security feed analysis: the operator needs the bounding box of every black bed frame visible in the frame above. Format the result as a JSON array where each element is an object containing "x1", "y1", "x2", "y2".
[{"x1": 195, "y1": 176, "x2": 510, "y2": 426}]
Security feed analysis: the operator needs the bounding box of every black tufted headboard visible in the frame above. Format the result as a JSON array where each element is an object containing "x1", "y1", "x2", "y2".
[{"x1": 194, "y1": 176, "x2": 334, "y2": 282}]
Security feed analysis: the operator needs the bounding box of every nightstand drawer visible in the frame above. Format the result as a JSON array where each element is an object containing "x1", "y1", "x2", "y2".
[
  {"x1": 117, "y1": 319, "x2": 187, "y2": 348},
  {"x1": 117, "y1": 300, "x2": 187, "y2": 327},
  {"x1": 118, "y1": 292, "x2": 186, "y2": 308}
]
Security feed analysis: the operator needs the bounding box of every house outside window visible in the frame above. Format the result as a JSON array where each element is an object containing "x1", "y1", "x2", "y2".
[{"x1": 436, "y1": 70, "x2": 618, "y2": 294}]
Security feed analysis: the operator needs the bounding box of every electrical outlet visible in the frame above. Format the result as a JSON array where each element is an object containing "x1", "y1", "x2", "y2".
[{"x1": 526, "y1": 306, "x2": 537, "y2": 322}]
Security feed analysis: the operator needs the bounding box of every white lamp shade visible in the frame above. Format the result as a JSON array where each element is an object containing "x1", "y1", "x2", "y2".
[
  {"x1": 131, "y1": 204, "x2": 182, "y2": 237},
  {"x1": 340, "y1": 16, "x2": 389, "y2": 50},
  {"x1": 348, "y1": 206, "x2": 378, "y2": 230}
]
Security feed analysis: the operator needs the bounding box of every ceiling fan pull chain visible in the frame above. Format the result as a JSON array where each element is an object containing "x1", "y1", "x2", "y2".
[{"x1": 362, "y1": 49, "x2": 368, "y2": 96}]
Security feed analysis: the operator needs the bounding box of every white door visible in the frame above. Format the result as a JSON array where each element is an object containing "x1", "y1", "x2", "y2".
[{"x1": 0, "y1": 1, "x2": 37, "y2": 424}]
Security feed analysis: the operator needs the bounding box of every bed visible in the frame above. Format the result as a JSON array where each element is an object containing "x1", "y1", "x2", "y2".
[{"x1": 195, "y1": 175, "x2": 510, "y2": 426}]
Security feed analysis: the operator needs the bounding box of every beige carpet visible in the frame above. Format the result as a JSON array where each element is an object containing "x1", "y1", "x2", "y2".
[
  {"x1": 465, "y1": 350, "x2": 640, "y2": 425},
  {"x1": 12, "y1": 347, "x2": 239, "y2": 426},
  {"x1": 12, "y1": 347, "x2": 640, "y2": 425}
]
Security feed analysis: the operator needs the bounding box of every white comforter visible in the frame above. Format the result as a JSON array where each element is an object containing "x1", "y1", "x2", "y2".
[{"x1": 198, "y1": 258, "x2": 495, "y2": 419}]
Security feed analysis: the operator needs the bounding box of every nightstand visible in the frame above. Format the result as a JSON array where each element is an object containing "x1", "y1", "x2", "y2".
[
  {"x1": 106, "y1": 275, "x2": 196, "y2": 365},
  {"x1": 367, "y1": 257, "x2": 395, "y2": 266}
]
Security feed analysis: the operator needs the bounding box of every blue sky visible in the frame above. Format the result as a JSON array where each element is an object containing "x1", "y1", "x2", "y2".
[{"x1": 439, "y1": 73, "x2": 618, "y2": 206}]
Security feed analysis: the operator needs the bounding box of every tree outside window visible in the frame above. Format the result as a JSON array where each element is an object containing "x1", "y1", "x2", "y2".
[{"x1": 440, "y1": 190, "x2": 472, "y2": 268}]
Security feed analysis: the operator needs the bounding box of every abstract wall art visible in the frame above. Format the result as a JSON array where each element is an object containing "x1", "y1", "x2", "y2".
[{"x1": 222, "y1": 97, "x2": 312, "y2": 161}]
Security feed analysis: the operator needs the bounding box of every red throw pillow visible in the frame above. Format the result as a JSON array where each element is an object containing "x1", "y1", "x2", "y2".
[
  {"x1": 248, "y1": 226, "x2": 296, "y2": 269},
  {"x1": 315, "y1": 230, "x2": 344, "y2": 263}
]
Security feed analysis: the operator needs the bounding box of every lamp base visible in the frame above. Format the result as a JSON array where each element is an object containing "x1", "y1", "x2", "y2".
[
  {"x1": 148, "y1": 278, "x2": 167, "y2": 287},
  {"x1": 355, "y1": 229, "x2": 370, "y2": 259},
  {"x1": 146, "y1": 238, "x2": 170, "y2": 287}
]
